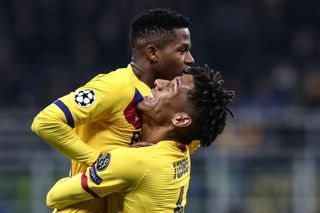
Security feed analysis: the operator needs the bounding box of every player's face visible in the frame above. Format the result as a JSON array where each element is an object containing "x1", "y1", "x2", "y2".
[
  {"x1": 137, "y1": 74, "x2": 194, "y2": 125},
  {"x1": 155, "y1": 28, "x2": 194, "y2": 80}
]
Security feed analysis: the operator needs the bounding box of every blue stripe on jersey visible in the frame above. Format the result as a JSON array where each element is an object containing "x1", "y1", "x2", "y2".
[
  {"x1": 54, "y1": 99, "x2": 75, "y2": 128},
  {"x1": 134, "y1": 88, "x2": 143, "y2": 104}
]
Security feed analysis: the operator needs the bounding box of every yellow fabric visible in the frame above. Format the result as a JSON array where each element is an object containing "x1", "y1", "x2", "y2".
[
  {"x1": 47, "y1": 141, "x2": 191, "y2": 213},
  {"x1": 32, "y1": 64, "x2": 200, "y2": 213},
  {"x1": 188, "y1": 140, "x2": 200, "y2": 154},
  {"x1": 31, "y1": 103, "x2": 100, "y2": 166},
  {"x1": 32, "y1": 64, "x2": 150, "y2": 212}
]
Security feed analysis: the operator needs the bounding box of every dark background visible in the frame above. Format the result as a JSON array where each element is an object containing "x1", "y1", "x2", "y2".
[{"x1": 1, "y1": 0, "x2": 319, "y2": 109}]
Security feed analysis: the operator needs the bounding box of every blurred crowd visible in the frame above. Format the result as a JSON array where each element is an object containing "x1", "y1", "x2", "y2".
[{"x1": 1, "y1": 0, "x2": 320, "y2": 109}]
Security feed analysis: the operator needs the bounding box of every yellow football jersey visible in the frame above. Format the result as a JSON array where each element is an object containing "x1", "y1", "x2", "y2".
[
  {"x1": 32, "y1": 64, "x2": 200, "y2": 213},
  {"x1": 47, "y1": 141, "x2": 191, "y2": 213},
  {"x1": 32, "y1": 64, "x2": 151, "y2": 212},
  {"x1": 32, "y1": 64, "x2": 150, "y2": 171}
]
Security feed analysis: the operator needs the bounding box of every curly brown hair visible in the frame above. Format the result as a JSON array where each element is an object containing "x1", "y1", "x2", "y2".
[{"x1": 187, "y1": 64, "x2": 235, "y2": 147}]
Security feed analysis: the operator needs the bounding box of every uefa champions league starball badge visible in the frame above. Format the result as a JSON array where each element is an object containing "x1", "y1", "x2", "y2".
[{"x1": 74, "y1": 89, "x2": 96, "y2": 107}]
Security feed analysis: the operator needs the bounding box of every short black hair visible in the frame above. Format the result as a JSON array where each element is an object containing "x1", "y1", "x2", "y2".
[
  {"x1": 130, "y1": 8, "x2": 190, "y2": 47},
  {"x1": 187, "y1": 65, "x2": 235, "y2": 147}
]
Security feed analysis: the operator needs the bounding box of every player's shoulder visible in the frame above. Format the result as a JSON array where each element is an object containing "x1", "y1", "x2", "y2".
[
  {"x1": 111, "y1": 145, "x2": 154, "y2": 157},
  {"x1": 79, "y1": 65, "x2": 136, "y2": 99},
  {"x1": 102, "y1": 147, "x2": 155, "y2": 177},
  {"x1": 90, "y1": 65, "x2": 135, "y2": 86},
  {"x1": 109, "y1": 146, "x2": 157, "y2": 165},
  {"x1": 117, "y1": 143, "x2": 178, "y2": 163}
]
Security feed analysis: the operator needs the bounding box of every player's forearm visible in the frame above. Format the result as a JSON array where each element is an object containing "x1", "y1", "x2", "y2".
[
  {"x1": 46, "y1": 176, "x2": 93, "y2": 209},
  {"x1": 47, "y1": 151, "x2": 135, "y2": 208},
  {"x1": 31, "y1": 105, "x2": 100, "y2": 166}
]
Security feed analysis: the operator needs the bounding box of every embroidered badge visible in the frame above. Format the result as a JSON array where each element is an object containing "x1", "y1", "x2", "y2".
[
  {"x1": 89, "y1": 167, "x2": 102, "y2": 185},
  {"x1": 96, "y1": 153, "x2": 111, "y2": 171},
  {"x1": 74, "y1": 89, "x2": 96, "y2": 107}
]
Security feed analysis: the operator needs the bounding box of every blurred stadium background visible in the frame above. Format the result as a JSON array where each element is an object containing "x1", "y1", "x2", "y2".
[{"x1": 1, "y1": 0, "x2": 320, "y2": 212}]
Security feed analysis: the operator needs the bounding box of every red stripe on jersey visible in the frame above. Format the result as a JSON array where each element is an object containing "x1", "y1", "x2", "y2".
[
  {"x1": 124, "y1": 100, "x2": 141, "y2": 129},
  {"x1": 81, "y1": 172, "x2": 100, "y2": 198},
  {"x1": 124, "y1": 88, "x2": 143, "y2": 129}
]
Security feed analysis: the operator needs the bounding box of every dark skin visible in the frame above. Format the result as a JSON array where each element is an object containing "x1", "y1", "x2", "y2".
[
  {"x1": 131, "y1": 28, "x2": 194, "y2": 88},
  {"x1": 130, "y1": 28, "x2": 194, "y2": 148}
]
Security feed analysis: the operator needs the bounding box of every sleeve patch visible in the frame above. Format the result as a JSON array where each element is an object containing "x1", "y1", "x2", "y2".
[
  {"x1": 74, "y1": 89, "x2": 96, "y2": 107},
  {"x1": 89, "y1": 167, "x2": 102, "y2": 185},
  {"x1": 96, "y1": 153, "x2": 111, "y2": 171}
]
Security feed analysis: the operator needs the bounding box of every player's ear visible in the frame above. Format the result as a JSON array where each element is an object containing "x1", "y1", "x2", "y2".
[
  {"x1": 171, "y1": 113, "x2": 192, "y2": 128},
  {"x1": 146, "y1": 45, "x2": 159, "y2": 63}
]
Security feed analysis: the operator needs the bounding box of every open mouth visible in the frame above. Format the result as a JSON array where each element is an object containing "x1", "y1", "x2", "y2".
[
  {"x1": 143, "y1": 89, "x2": 160, "y2": 108},
  {"x1": 145, "y1": 89, "x2": 156, "y2": 102},
  {"x1": 138, "y1": 89, "x2": 159, "y2": 111}
]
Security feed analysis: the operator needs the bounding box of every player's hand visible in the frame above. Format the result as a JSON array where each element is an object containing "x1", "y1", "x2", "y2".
[{"x1": 130, "y1": 141, "x2": 154, "y2": 148}]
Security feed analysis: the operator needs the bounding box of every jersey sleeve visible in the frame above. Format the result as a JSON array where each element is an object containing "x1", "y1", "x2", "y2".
[
  {"x1": 58, "y1": 73, "x2": 130, "y2": 124},
  {"x1": 46, "y1": 148, "x2": 145, "y2": 209},
  {"x1": 31, "y1": 103, "x2": 100, "y2": 165},
  {"x1": 31, "y1": 71, "x2": 132, "y2": 166},
  {"x1": 46, "y1": 176, "x2": 92, "y2": 209}
]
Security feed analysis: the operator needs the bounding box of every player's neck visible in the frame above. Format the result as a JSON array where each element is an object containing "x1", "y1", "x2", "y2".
[
  {"x1": 141, "y1": 124, "x2": 171, "y2": 144},
  {"x1": 141, "y1": 123, "x2": 179, "y2": 144},
  {"x1": 130, "y1": 61, "x2": 155, "y2": 88}
]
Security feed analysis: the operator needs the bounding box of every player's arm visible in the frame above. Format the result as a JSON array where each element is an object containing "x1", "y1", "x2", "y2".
[
  {"x1": 46, "y1": 176, "x2": 91, "y2": 209},
  {"x1": 47, "y1": 148, "x2": 143, "y2": 209},
  {"x1": 31, "y1": 102, "x2": 100, "y2": 165},
  {"x1": 31, "y1": 74, "x2": 126, "y2": 165}
]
